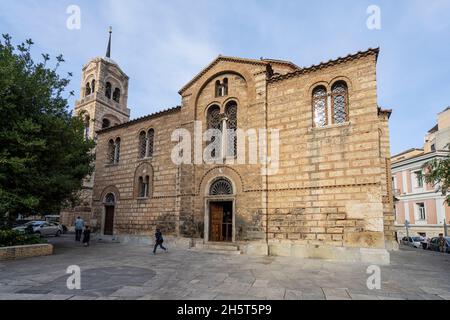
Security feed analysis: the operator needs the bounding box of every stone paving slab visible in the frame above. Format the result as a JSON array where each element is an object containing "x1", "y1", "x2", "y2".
[{"x1": 1, "y1": 236, "x2": 450, "y2": 300}]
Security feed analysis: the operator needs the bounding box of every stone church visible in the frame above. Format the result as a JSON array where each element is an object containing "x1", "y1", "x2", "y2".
[{"x1": 72, "y1": 31, "x2": 396, "y2": 264}]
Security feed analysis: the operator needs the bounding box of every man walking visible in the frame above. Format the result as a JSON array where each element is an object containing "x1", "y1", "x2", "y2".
[
  {"x1": 74, "y1": 216, "x2": 84, "y2": 242},
  {"x1": 438, "y1": 233, "x2": 446, "y2": 253},
  {"x1": 153, "y1": 228, "x2": 167, "y2": 254}
]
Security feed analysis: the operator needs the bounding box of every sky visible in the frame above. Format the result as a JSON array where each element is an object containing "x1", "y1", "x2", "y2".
[{"x1": 0, "y1": 0, "x2": 449, "y2": 155}]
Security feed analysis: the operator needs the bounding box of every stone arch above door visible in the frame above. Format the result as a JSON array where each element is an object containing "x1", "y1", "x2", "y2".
[{"x1": 198, "y1": 166, "x2": 243, "y2": 196}]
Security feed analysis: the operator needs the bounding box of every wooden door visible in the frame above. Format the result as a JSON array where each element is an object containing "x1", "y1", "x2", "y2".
[
  {"x1": 210, "y1": 203, "x2": 223, "y2": 242},
  {"x1": 104, "y1": 206, "x2": 115, "y2": 235}
]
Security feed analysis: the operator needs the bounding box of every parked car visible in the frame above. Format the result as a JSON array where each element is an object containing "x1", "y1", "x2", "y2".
[
  {"x1": 45, "y1": 215, "x2": 67, "y2": 233},
  {"x1": 428, "y1": 237, "x2": 450, "y2": 253},
  {"x1": 13, "y1": 221, "x2": 63, "y2": 237},
  {"x1": 401, "y1": 236, "x2": 423, "y2": 248}
]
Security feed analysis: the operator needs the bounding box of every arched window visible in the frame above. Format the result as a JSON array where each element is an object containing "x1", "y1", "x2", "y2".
[
  {"x1": 215, "y1": 80, "x2": 221, "y2": 97},
  {"x1": 113, "y1": 88, "x2": 121, "y2": 103},
  {"x1": 138, "y1": 131, "x2": 147, "y2": 159},
  {"x1": 312, "y1": 86, "x2": 327, "y2": 127},
  {"x1": 215, "y1": 79, "x2": 228, "y2": 97},
  {"x1": 331, "y1": 81, "x2": 348, "y2": 124},
  {"x1": 225, "y1": 101, "x2": 237, "y2": 157},
  {"x1": 138, "y1": 175, "x2": 150, "y2": 198},
  {"x1": 210, "y1": 178, "x2": 233, "y2": 195},
  {"x1": 102, "y1": 118, "x2": 111, "y2": 129},
  {"x1": 114, "y1": 138, "x2": 121, "y2": 164},
  {"x1": 147, "y1": 129, "x2": 154, "y2": 158},
  {"x1": 84, "y1": 116, "x2": 90, "y2": 139},
  {"x1": 105, "y1": 82, "x2": 112, "y2": 99},
  {"x1": 108, "y1": 139, "x2": 115, "y2": 164},
  {"x1": 85, "y1": 82, "x2": 91, "y2": 96},
  {"x1": 207, "y1": 105, "x2": 221, "y2": 158},
  {"x1": 223, "y1": 78, "x2": 228, "y2": 96},
  {"x1": 91, "y1": 79, "x2": 96, "y2": 93},
  {"x1": 104, "y1": 193, "x2": 116, "y2": 205}
]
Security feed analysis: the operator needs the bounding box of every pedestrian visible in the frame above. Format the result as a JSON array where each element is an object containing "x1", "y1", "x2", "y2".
[
  {"x1": 153, "y1": 228, "x2": 167, "y2": 254},
  {"x1": 438, "y1": 233, "x2": 446, "y2": 253},
  {"x1": 74, "y1": 216, "x2": 84, "y2": 241},
  {"x1": 82, "y1": 225, "x2": 91, "y2": 247}
]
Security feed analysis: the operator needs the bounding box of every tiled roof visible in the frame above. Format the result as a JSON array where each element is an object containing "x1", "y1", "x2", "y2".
[
  {"x1": 96, "y1": 106, "x2": 181, "y2": 134},
  {"x1": 268, "y1": 48, "x2": 380, "y2": 84},
  {"x1": 178, "y1": 55, "x2": 299, "y2": 95}
]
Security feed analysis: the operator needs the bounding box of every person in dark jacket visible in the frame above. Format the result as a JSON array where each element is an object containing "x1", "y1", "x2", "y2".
[
  {"x1": 153, "y1": 228, "x2": 167, "y2": 254},
  {"x1": 82, "y1": 226, "x2": 91, "y2": 247}
]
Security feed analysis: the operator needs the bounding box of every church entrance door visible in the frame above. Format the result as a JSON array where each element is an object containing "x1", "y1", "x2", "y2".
[{"x1": 209, "y1": 201, "x2": 233, "y2": 242}]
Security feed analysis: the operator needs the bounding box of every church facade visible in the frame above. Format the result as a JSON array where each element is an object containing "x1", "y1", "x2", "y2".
[{"x1": 75, "y1": 42, "x2": 396, "y2": 263}]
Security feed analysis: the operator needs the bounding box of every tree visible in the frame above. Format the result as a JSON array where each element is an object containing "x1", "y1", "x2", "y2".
[
  {"x1": 422, "y1": 144, "x2": 450, "y2": 206},
  {"x1": 0, "y1": 34, "x2": 95, "y2": 224}
]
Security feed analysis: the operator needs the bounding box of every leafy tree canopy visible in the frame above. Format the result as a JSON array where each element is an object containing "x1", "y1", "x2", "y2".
[
  {"x1": 0, "y1": 34, "x2": 95, "y2": 222},
  {"x1": 423, "y1": 144, "x2": 450, "y2": 206}
]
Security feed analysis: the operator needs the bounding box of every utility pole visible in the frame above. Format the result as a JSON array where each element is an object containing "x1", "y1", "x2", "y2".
[
  {"x1": 444, "y1": 220, "x2": 448, "y2": 237},
  {"x1": 405, "y1": 220, "x2": 410, "y2": 238}
]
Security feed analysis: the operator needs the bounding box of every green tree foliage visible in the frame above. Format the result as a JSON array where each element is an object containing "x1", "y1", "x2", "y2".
[
  {"x1": 422, "y1": 144, "x2": 450, "y2": 206},
  {"x1": 0, "y1": 35, "x2": 95, "y2": 223}
]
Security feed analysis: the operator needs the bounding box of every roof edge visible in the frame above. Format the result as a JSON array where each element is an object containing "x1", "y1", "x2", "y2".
[
  {"x1": 96, "y1": 105, "x2": 182, "y2": 134},
  {"x1": 268, "y1": 47, "x2": 380, "y2": 84}
]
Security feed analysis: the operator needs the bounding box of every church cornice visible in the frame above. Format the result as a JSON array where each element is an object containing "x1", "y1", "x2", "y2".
[
  {"x1": 268, "y1": 47, "x2": 380, "y2": 84},
  {"x1": 96, "y1": 105, "x2": 182, "y2": 134}
]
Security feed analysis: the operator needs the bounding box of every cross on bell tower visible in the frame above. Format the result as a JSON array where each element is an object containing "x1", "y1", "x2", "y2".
[{"x1": 74, "y1": 27, "x2": 131, "y2": 140}]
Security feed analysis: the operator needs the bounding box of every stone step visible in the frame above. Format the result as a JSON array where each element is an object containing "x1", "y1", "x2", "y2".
[
  {"x1": 189, "y1": 248, "x2": 242, "y2": 255},
  {"x1": 195, "y1": 243, "x2": 240, "y2": 251}
]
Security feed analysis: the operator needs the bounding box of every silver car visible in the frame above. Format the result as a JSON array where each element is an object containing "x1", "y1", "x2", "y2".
[
  {"x1": 401, "y1": 236, "x2": 423, "y2": 248},
  {"x1": 13, "y1": 221, "x2": 63, "y2": 237}
]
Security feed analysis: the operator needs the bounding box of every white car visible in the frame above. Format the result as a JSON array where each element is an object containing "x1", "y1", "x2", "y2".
[
  {"x1": 401, "y1": 236, "x2": 423, "y2": 248},
  {"x1": 13, "y1": 221, "x2": 63, "y2": 237}
]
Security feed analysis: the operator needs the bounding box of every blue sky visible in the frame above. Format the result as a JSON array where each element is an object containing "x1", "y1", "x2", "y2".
[{"x1": 1, "y1": 0, "x2": 449, "y2": 155}]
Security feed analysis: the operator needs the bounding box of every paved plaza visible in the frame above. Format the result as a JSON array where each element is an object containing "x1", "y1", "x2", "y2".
[{"x1": 1, "y1": 235, "x2": 449, "y2": 300}]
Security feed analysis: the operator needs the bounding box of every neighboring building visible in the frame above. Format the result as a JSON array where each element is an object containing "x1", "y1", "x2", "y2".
[
  {"x1": 392, "y1": 107, "x2": 450, "y2": 239},
  {"x1": 72, "y1": 32, "x2": 396, "y2": 263}
]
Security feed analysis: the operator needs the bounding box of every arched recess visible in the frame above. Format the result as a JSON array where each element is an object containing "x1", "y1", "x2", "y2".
[
  {"x1": 100, "y1": 185, "x2": 121, "y2": 203},
  {"x1": 133, "y1": 162, "x2": 154, "y2": 199},
  {"x1": 192, "y1": 69, "x2": 253, "y2": 120},
  {"x1": 198, "y1": 166, "x2": 244, "y2": 196}
]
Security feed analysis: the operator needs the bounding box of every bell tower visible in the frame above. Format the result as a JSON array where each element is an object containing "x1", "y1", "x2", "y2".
[
  {"x1": 61, "y1": 28, "x2": 131, "y2": 228},
  {"x1": 74, "y1": 27, "x2": 131, "y2": 140}
]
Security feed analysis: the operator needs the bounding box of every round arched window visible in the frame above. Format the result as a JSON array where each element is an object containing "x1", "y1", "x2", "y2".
[
  {"x1": 209, "y1": 178, "x2": 233, "y2": 196},
  {"x1": 104, "y1": 193, "x2": 116, "y2": 205}
]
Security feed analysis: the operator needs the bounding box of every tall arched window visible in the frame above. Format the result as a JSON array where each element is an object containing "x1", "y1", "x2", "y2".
[
  {"x1": 331, "y1": 81, "x2": 348, "y2": 124},
  {"x1": 147, "y1": 129, "x2": 154, "y2": 158},
  {"x1": 113, "y1": 88, "x2": 121, "y2": 103},
  {"x1": 312, "y1": 86, "x2": 328, "y2": 127},
  {"x1": 138, "y1": 131, "x2": 147, "y2": 159},
  {"x1": 207, "y1": 105, "x2": 221, "y2": 158},
  {"x1": 102, "y1": 118, "x2": 111, "y2": 129},
  {"x1": 105, "y1": 82, "x2": 112, "y2": 99},
  {"x1": 215, "y1": 79, "x2": 228, "y2": 97},
  {"x1": 91, "y1": 79, "x2": 96, "y2": 93},
  {"x1": 108, "y1": 139, "x2": 115, "y2": 164},
  {"x1": 114, "y1": 138, "x2": 121, "y2": 164},
  {"x1": 215, "y1": 80, "x2": 221, "y2": 97},
  {"x1": 138, "y1": 129, "x2": 155, "y2": 159},
  {"x1": 223, "y1": 78, "x2": 228, "y2": 96},
  {"x1": 225, "y1": 101, "x2": 237, "y2": 157},
  {"x1": 138, "y1": 175, "x2": 150, "y2": 198},
  {"x1": 85, "y1": 82, "x2": 91, "y2": 96},
  {"x1": 84, "y1": 116, "x2": 90, "y2": 139}
]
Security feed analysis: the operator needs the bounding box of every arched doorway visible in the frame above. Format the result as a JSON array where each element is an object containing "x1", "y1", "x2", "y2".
[
  {"x1": 207, "y1": 178, "x2": 234, "y2": 242},
  {"x1": 103, "y1": 193, "x2": 116, "y2": 235}
]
